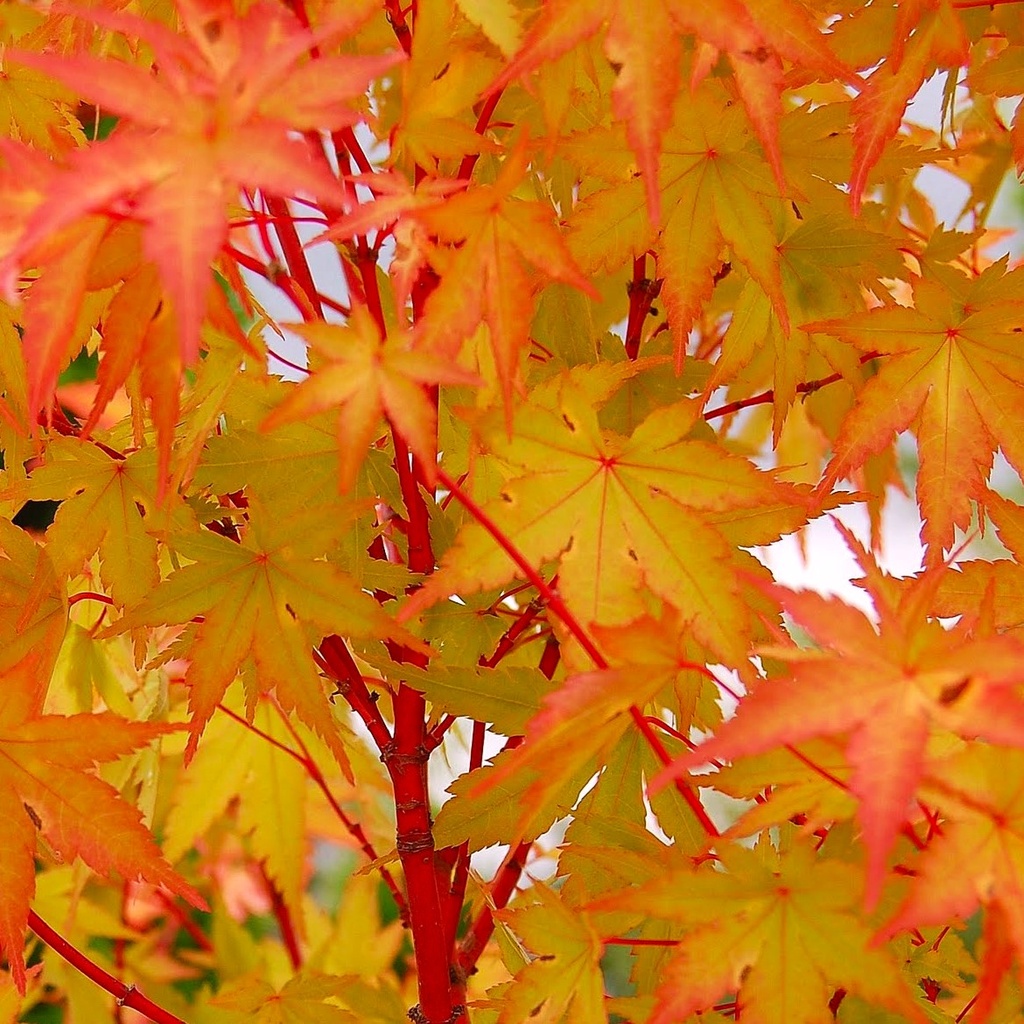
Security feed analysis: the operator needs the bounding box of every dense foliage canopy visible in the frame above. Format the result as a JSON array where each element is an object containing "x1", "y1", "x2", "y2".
[{"x1": 2, "y1": 1, "x2": 1024, "y2": 1022}]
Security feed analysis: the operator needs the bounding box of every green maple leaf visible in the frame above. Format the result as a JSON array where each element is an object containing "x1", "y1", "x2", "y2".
[
  {"x1": 492, "y1": 0, "x2": 854, "y2": 225},
  {"x1": 163, "y1": 694, "x2": 311, "y2": 941},
  {"x1": 108, "y1": 499, "x2": 427, "y2": 765},
  {"x1": 212, "y1": 972, "x2": 358, "y2": 1024},
  {"x1": 566, "y1": 86, "x2": 791, "y2": 362}
]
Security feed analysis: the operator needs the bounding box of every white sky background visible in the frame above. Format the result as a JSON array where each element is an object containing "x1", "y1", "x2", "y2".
[{"x1": 248, "y1": 73, "x2": 1024, "y2": 876}]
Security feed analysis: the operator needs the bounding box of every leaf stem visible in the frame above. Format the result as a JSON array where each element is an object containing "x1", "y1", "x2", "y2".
[
  {"x1": 28, "y1": 910, "x2": 185, "y2": 1024},
  {"x1": 603, "y1": 936, "x2": 679, "y2": 947}
]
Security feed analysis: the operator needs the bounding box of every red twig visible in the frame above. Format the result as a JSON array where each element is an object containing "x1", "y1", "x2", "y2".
[
  {"x1": 457, "y1": 839, "x2": 532, "y2": 973},
  {"x1": 703, "y1": 351, "x2": 880, "y2": 421},
  {"x1": 28, "y1": 910, "x2": 185, "y2": 1024},
  {"x1": 68, "y1": 591, "x2": 114, "y2": 607},
  {"x1": 265, "y1": 195, "x2": 323, "y2": 321},
  {"x1": 154, "y1": 891, "x2": 212, "y2": 952},
  {"x1": 260, "y1": 863, "x2": 302, "y2": 969},
  {"x1": 457, "y1": 89, "x2": 504, "y2": 181},
  {"x1": 951, "y1": 0, "x2": 1022, "y2": 7},
  {"x1": 604, "y1": 936, "x2": 679, "y2": 947}
]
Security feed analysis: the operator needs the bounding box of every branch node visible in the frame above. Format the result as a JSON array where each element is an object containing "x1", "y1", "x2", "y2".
[
  {"x1": 396, "y1": 829, "x2": 434, "y2": 854},
  {"x1": 380, "y1": 741, "x2": 430, "y2": 768}
]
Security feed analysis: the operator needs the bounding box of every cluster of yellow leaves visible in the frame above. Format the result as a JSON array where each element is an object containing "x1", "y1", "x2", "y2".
[{"x1": 2, "y1": 1, "x2": 1024, "y2": 1023}]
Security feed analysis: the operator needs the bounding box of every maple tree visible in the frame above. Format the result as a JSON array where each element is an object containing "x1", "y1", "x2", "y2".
[{"x1": 5, "y1": 0, "x2": 1024, "y2": 1022}]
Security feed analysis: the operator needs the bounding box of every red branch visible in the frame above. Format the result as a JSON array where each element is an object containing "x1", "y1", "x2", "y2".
[
  {"x1": 28, "y1": 910, "x2": 185, "y2": 1024},
  {"x1": 350, "y1": 196, "x2": 456, "y2": 1024},
  {"x1": 316, "y1": 634, "x2": 393, "y2": 751}
]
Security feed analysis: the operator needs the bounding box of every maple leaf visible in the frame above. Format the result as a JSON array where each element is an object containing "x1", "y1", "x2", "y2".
[
  {"x1": 847, "y1": 3, "x2": 968, "y2": 214},
  {"x1": 712, "y1": 736, "x2": 857, "y2": 838},
  {"x1": 404, "y1": 367, "x2": 808, "y2": 667},
  {"x1": 497, "y1": 884, "x2": 606, "y2": 1024},
  {"x1": 446, "y1": 607, "x2": 724, "y2": 853},
  {"x1": 9, "y1": 438, "x2": 167, "y2": 609},
  {"x1": 0, "y1": 517, "x2": 67, "y2": 713},
  {"x1": 0, "y1": 55, "x2": 86, "y2": 155},
  {"x1": 880, "y1": 746, "x2": 1024, "y2": 1024},
  {"x1": 163, "y1": 694, "x2": 311, "y2": 941},
  {"x1": 706, "y1": 211, "x2": 905, "y2": 438},
  {"x1": 323, "y1": 139, "x2": 596, "y2": 409},
  {"x1": 107, "y1": 498, "x2": 429, "y2": 765},
  {"x1": 655, "y1": 523, "x2": 1024, "y2": 906},
  {"x1": 393, "y1": 44, "x2": 502, "y2": 171},
  {"x1": 566, "y1": 86, "x2": 791, "y2": 361},
  {"x1": 1, "y1": 0, "x2": 400, "y2": 390},
  {"x1": 932, "y1": 491, "x2": 1024, "y2": 635},
  {"x1": 590, "y1": 838, "x2": 927, "y2": 1024},
  {"x1": 212, "y1": 971, "x2": 358, "y2": 1024},
  {"x1": 0, "y1": 697, "x2": 201, "y2": 991},
  {"x1": 261, "y1": 305, "x2": 479, "y2": 491},
  {"x1": 806, "y1": 263, "x2": 1024, "y2": 562},
  {"x1": 491, "y1": 0, "x2": 854, "y2": 225}
]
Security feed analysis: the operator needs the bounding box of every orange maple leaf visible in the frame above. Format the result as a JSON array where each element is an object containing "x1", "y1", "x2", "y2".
[
  {"x1": 805, "y1": 263, "x2": 1024, "y2": 562},
  {"x1": 880, "y1": 746, "x2": 1024, "y2": 1024},
  {"x1": 1, "y1": 0, "x2": 400, "y2": 398},
  {"x1": 322, "y1": 139, "x2": 595, "y2": 410},
  {"x1": 491, "y1": 0, "x2": 855, "y2": 225},
  {"x1": 0, "y1": 692, "x2": 202, "y2": 991},
  {"x1": 848, "y1": 2, "x2": 967, "y2": 213},
  {"x1": 655, "y1": 523, "x2": 1024, "y2": 907},
  {"x1": 261, "y1": 306, "x2": 480, "y2": 492}
]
